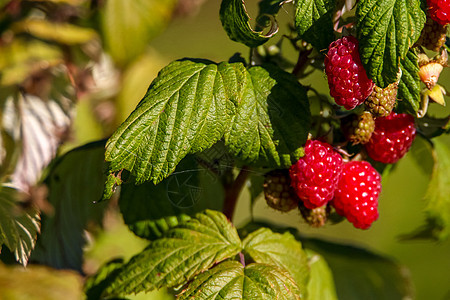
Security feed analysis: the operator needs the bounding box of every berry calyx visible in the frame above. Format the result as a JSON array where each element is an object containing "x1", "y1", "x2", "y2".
[
  {"x1": 418, "y1": 51, "x2": 448, "y2": 90},
  {"x1": 365, "y1": 81, "x2": 398, "y2": 117},
  {"x1": 289, "y1": 140, "x2": 343, "y2": 209},
  {"x1": 427, "y1": 0, "x2": 450, "y2": 26},
  {"x1": 332, "y1": 161, "x2": 381, "y2": 229},
  {"x1": 342, "y1": 111, "x2": 375, "y2": 145},
  {"x1": 263, "y1": 170, "x2": 299, "y2": 212},
  {"x1": 365, "y1": 113, "x2": 416, "y2": 164},
  {"x1": 325, "y1": 36, "x2": 374, "y2": 110}
]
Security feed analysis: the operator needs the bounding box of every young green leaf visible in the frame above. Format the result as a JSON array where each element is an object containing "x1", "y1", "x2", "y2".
[
  {"x1": 403, "y1": 139, "x2": 450, "y2": 241},
  {"x1": 423, "y1": 139, "x2": 450, "y2": 240},
  {"x1": 177, "y1": 261, "x2": 301, "y2": 300},
  {"x1": 104, "y1": 59, "x2": 310, "y2": 199},
  {"x1": 398, "y1": 48, "x2": 420, "y2": 114},
  {"x1": 305, "y1": 250, "x2": 338, "y2": 300},
  {"x1": 103, "y1": 210, "x2": 242, "y2": 297},
  {"x1": 242, "y1": 228, "x2": 310, "y2": 298},
  {"x1": 294, "y1": 0, "x2": 336, "y2": 50},
  {"x1": 0, "y1": 186, "x2": 40, "y2": 266},
  {"x1": 220, "y1": 0, "x2": 279, "y2": 48},
  {"x1": 31, "y1": 141, "x2": 108, "y2": 272},
  {"x1": 356, "y1": 0, "x2": 425, "y2": 87},
  {"x1": 119, "y1": 155, "x2": 224, "y2": 240}
]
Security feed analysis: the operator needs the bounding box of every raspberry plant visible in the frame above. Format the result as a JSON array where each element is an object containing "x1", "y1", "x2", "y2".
[{"x1": 0, "y1": 0, "x2": 449, "y2": 299}]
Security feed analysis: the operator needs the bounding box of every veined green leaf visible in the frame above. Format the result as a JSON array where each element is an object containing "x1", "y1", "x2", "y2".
[
  {"x1": 294, "y1": 0, "x2": 335, "y2": 50},
  {"x1": 177, "y1": 261, "x2": 301, "y2": 300},
  {"x1": 305, "y1": 250, "x2": 338, "y2": 300},
  {"x1": 105, "y1": 60, "x2": 238, "y2": 187},
  {"x1": 0, "y1": 186, "x2": 40, "y2": 266},
  {"x1": 398, "y1": 48, "x2": 420, "y2": 114},
  {"x1": 224, "y1": 64, "x2": 309, "y2": 167},
  {"x1": 31, "y1": 141, "x2": 108, "y2": 272},
  {"x1": 242, "y1": 228, "x2": 309, "y2": 298},
  {"x1": 220, "y1": 0, "x2": 279, "y2": 48},
  {"x1": 104, "y1": 59, "x2": 309, "y2": 199},
  {"x1": 356, "y1": 0, "x2": 425, "y2": 87},
  {"x1": 119, "y1": 155, "x2": 224, "y2": 240},
  {"x1": 103, "y1": 210, "x2": 242, "y2": 297}
]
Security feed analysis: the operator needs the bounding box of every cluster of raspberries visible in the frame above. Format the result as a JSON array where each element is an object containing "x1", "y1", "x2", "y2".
[
  {"x1": 265, "y1": 33, "x2": 419, "y2": 229},
  {"x1": 289, "y1": 127, "x2": 415, "y2": 230}
]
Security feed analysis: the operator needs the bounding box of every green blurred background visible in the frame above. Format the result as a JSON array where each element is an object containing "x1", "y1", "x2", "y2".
[{"x1": 77, "y1": 1, "x2": 450, "y2": 299}]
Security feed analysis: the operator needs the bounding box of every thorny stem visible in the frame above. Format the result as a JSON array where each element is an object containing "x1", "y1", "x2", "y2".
[{"x1": 222, "y1": 166, "x2": 251, "y2": 220}]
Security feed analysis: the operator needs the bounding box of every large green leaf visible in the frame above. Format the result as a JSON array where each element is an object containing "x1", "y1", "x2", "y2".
[
  {"x1": 294, "y1": 0, "x2": 336, "y2": 50},
  {"x1": 103, "y1": 210, "x2": 242, "y2": 297},
  {"x1": 242, "y1": 227, "x2": 309, "y2": 298},
  {"x1": 404, "y1": 139, "x2": 450, "y2": 241},
  {"x1": 30, "y1": 141, "x2": 108, "y2": 271},
  {"x1": 305, "y1": 250, "x2": 338, "y2": 300},
  {"x1": 0, "y1": 186, "x2": 40, "y2": 265},
  {"x1": 119, "y1": 155, "x2": 224, "y2": 240},
  {"x1": 398, "y1": 48, "x2": 420, "y2": 114},
  {"x1": 219, "y1": 0, "x2": 279, "y2": 48},
  {"x1": 101, "y1": 0, "x2": 177, "y2": 66},
  {"x1": 104, "y1": 59, "x2": 310, "y2": 199},
  {"x1": 177, "y1": 261, "x2": 301, "y2": 300},
  {"x1": 303, "y1": 238, "x2": 414, "y2": 300},
  {"x1": 356, "y1": 0, "x2": 425, "y2": 87},
  {"x1": 224, "y1": 64, "x2": 309, "y2": 167}
]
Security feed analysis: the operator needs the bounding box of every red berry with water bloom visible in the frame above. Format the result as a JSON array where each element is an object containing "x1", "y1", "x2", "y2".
[
  {"x1": 289, "y1": 140, "x2": 343, "y2": 209},
  {"x1": 325, "y1": 36, "x2": 374, "y2": 110},
  {"x1": 427, "y1": 0, "x2": 450, "y2": 26},
  {"x1": 365, "y1": 113, "x2": 416, "y2": 164},
  {"x1": 332, "y1": 161, "x2": 381, "y2": 229}
]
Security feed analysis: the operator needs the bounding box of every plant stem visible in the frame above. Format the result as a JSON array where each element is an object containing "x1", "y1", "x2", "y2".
[{"x1": 223, "y1": 166, "x2": 251, "y2": 220}]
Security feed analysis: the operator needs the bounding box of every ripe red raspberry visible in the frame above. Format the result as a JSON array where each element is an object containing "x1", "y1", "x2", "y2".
[
  {"x1": 289, "y1": 140, "x2": 343, "y2": 209},
  {"x1": 427, "y1": 0, "x2": 450, "y2": 26},
  {"x1": 332, "y1": 161, "x2": 381, "y2": 229},
  {"x1": 325, "y1": 36, "x2": 374, "y2": 110},
  {"x1": 365, "y1": 113, "x2": 416, "y2": 164}
]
